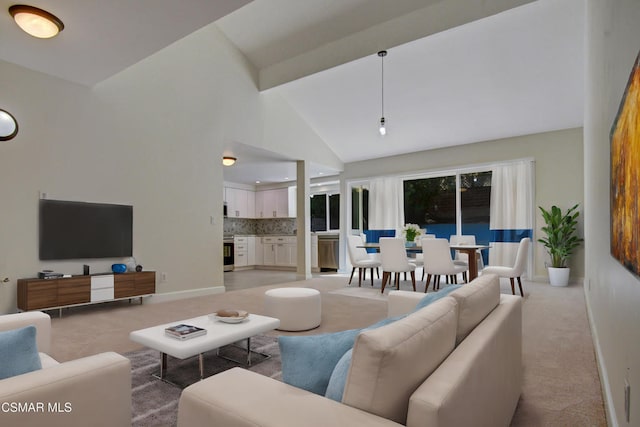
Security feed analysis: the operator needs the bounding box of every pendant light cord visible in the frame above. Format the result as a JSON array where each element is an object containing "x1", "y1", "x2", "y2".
[{"x1": 379, "y1": 51, "x2": 386, "y2": 118}]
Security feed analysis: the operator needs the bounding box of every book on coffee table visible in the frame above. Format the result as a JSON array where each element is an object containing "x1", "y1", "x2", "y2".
[{"x1": 164, "y1": 324, "x2": 207, "y2": 340}]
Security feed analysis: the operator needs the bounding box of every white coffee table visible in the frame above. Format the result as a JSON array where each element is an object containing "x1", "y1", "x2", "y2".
[{"x1": 129, "y1": 313, "x2": 280, "y2": 381}]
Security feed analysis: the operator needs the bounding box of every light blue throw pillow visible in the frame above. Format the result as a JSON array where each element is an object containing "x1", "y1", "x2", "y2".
[
  {"x1": 413, "y1": 284, "x2": 462, "y2": 311},
  {"x1": 279, "y1": 314, "x2": 406, "y2": 396},
  {"x1": 323, "y1": 287, "x2": 463, "y2": 402},
  {"x1": 279, "y1": 328, "x2": 361, "y2": 395},
  {"x1": 325, "y1": 348, "x2": 352, "y2": 401},
  {"x1": 0, "y1": 326, "x2": 42, "y2": 380}
]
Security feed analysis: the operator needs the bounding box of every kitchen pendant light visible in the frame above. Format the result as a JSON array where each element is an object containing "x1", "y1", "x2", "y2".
[
  {"x1": 9, "y1": 5, "x2": 64, "y2": 39},
  {"x1": 378, "y1": 50, "x2": 387, "y2": 136}
]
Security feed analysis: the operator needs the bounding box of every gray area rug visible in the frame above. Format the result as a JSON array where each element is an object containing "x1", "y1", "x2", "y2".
[{"x1": 125, "y1": 334, "x2": 281, "y2": 427}]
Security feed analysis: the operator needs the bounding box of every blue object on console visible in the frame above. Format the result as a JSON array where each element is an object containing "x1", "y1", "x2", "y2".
[{"x1": 111, "y1": 263, "x2": 127, "y2": 274}]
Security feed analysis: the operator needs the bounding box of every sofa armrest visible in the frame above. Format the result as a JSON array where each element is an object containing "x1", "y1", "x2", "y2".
[
  {"x1": 0, "y1": 352, "x2": 131, "y2": 427},
  {"x1": 178, "y1": 367, "x2": 403, "y2": 427},
  {"x1": 0, "y1": 311, "x2": 51, "y2": 354},
  {"x1": 406, "y1": 295, "x2": 522, "y2": 427},
  {"x1": 387, "y1": 290, "x2": 423, "y2": 317}
]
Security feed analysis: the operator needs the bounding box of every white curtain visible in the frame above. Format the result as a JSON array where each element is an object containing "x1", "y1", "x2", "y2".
[
  {"x1": 369, "y1": 176, "x2": 405, "y2": 234},
  {"x1": 489, "y1": 161, "x2": 534, "y2": 271}
]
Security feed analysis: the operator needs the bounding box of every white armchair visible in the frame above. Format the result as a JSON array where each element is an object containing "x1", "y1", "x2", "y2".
[{"x1": 0, "y1": 312, "x2": 131, "y2": 427}]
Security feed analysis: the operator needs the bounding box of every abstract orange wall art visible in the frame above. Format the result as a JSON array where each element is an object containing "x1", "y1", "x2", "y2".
[{"x1": 611, "y1": 49, "x2": 640, "y2": 276}]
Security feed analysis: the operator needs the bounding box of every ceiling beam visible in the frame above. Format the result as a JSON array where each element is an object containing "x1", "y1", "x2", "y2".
[{"x1": 259, "y1": 0, "x2": 535, "y2": 91}]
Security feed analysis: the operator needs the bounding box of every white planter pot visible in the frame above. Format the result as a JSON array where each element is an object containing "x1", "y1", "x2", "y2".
[{"x1": 548, "y1": 267, "x2": 570, "y2": 287}]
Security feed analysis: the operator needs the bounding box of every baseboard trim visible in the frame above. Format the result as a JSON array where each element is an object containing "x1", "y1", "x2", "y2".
[
  {"x1": 144, "y1": 286, "x2": 225, "y2": 304},
  {"x1": 583, "y1": 280, "x2": 617, "y2": 427}
]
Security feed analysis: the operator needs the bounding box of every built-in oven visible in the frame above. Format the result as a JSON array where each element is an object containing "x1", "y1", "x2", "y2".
[{"x1": 223, "y1": 237, "x2": 234, "y2": 271}]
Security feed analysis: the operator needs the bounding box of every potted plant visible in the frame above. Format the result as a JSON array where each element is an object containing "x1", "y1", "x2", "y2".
[
  {"x1": 538, "y1": 204, "x2": 583, "y2": 286},
  {"x1": 402, "y1": 223, "x2": 422, "y2": 246}
]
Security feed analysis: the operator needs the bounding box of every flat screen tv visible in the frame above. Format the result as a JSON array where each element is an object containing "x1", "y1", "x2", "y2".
[{"x1": 39, "y1": 199, "x2": 133, "y2": 260}]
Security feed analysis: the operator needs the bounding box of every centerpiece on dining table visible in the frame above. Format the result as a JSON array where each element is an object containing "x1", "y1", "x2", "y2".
[{"x1": 402, "y1": 223, "x2": 423, "y2": 247}]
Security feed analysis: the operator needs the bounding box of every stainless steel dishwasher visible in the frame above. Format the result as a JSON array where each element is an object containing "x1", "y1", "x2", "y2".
[{"x1": 318, "y1": 234, "x2": 339, "y2": 271}]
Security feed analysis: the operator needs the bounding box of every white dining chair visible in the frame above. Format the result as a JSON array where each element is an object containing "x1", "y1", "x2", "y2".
[
  {"x1": 379, "y1": 237, "x2": 416, "y2": 293},
  {"x1": 421, "y1": 237, "x2": 468, "y2": 292},
  {"x1": 413, "y1": 234, "x2": 435, "y2": 279},
  {"x1": 449, "y1": 234, "x2": 485, "y2": 273},
  {"x1": 347, "y1": 235, "x2": 381, "y2": 287},
  {"x1": 482, "y1": 237, "x2": 530, "y2": 296}
]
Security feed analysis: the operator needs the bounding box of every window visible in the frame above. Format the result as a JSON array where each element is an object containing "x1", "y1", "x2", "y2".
[
  {"x1": 311, "y1": 193, "x2": 340, "y2": 232},
  {"x1": 403, "y1": 176, "x2": 456, "y2": 238},
  {"x1": 403, "y1": 171, "x2": 492, "y2": 249},
  {"x1": 351, "y1": 186, "x2": 369, "y2": 233}
]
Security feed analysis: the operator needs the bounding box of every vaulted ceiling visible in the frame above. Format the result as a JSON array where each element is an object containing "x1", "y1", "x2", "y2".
[{"x1": 0, "y1": 0, "x2": 584, "y2": 185}]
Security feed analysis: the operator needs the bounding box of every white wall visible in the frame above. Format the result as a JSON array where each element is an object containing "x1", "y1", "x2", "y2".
[
  {"x1": 584, "y1": 1, "x2": 640, "y2": 424},
  {"x1": 342, "y1": 128, "x2": 585, "y2": 280},
  {"x1": 0, "y1": 24, "x2": 341, "y2": 314}
]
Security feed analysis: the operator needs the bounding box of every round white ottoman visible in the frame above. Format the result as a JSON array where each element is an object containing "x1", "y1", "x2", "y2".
[{"x1": 264, "y1": 287, "x2": 321, "y2": 331}]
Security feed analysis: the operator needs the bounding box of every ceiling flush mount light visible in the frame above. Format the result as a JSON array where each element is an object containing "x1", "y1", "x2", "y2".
[
  {"x1": 0, "y1": 109, "x2": 19, "y2": 141},
  {"x1": 377, "y1": 50, "x2": 387, "y2": 136},
  {"x1": 9, "y1": 4, "x2": 64, "y2": 39},
  {"x1": 222, "y1": 156, "x2": 236, "y2": 166}
]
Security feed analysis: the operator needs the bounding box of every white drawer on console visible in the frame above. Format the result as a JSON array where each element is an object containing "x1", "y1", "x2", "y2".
[{"x1": 91, "y1": 275, "x2": 114, "y2": 290}]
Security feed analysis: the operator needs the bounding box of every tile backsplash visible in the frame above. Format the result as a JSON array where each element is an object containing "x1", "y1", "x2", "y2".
[{"x1": 224, "y1": 217, "x2": 297, "y2": 235}]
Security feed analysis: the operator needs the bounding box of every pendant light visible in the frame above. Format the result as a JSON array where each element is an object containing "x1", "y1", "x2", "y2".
[
  {"x1": 9, "y1": 5, "x2": 64, "y2": 39},
  {"x1": 378, "y1": 50, "x2": 387, "y2": 136}
]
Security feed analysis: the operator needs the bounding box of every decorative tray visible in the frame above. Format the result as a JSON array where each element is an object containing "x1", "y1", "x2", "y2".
[{"x1": 210, "y1": 310, "x2": 249, "y2": 324}]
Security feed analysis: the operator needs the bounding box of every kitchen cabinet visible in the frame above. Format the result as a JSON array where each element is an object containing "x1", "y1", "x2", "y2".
[
  {"x1": 262, "y1": 236, "x2": 296, "y2": 267},
  {"x1": 234, "y1": 236, "x2": 249, "y2": 267},
  {"x1": 256, "y1": 188, "x2": 295, "y2": 218},
  {"x1": 262, "y1": 239, "x2": 276, "y2": 265},
  {"x1": 311, "y1": 234, "x2": 318, "y2": 269},
  {"x1": 252, "y1": 236, "x2": 262, "y2": 265},
  {"x1": 225, "y1": 187, "x2": 255, "y2": 218}
]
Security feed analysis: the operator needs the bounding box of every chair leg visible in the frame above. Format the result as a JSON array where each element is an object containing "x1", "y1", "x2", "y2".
[
  {"x1": 395, "y1": 273, "x2": 400, "y2": 290},
  {"x1": 376, "y1": 267, "x2": 380, "y2": 279},
  {"x1": 381, "y1": 271, "x2": 390, "y2": 293},
  {"x1": 517, "y1": 277, "x2": 524, "y2": 297},
  {"x1": 434, "y1": 275, "x2": 440, "y2": 291},
  {"x1": 370, "y1": 268, "x2": 375, "y2": 287},
  {"x1": 404, "y1": 272, "x2": 407, "y2": 281},
  {"x1": 452, "y1": 275, "x2": 457, "y2": 284},
  {"x1": 463, "y1": 271, "x2": 467, "y2": 283},
  {"x1": 422, "y1": 269, "x2": 425, "y2": 281},
  {"x1": 509, "y1": 277, "x2": 515, "y2": 295},
  {"x1": 410, "y1": 271, "x2": 416, "y2": 291},
  {"x1": 349, "y1": 267, "x2": 356, "y2": 285},
  {"x1": 425, "y1": 274, "x2": 432, "y2": 293},
  {"x1": 358, "y1": 268, "x2": 363, "y2": 287}
]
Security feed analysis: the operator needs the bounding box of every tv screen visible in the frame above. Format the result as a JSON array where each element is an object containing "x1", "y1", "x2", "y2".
[{"x1": 39, "y1": 199, "x2": 133, "y2": 260}]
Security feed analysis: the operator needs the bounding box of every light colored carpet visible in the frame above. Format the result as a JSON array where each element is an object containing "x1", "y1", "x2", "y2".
[
  {"x1": 127, "y1": 335, "x2": 280, "y2": 427},
  {"x1": 47, "y1": 274, "x2": 606, "y2": 426}
]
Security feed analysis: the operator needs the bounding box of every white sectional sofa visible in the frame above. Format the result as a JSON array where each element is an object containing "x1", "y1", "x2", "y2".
[
  {"x1": 0, "y1": 311, "x2": 131, "y2": 427},
  {"x1": 178, "y1": 274, "x2": 522, "y2": 427}
]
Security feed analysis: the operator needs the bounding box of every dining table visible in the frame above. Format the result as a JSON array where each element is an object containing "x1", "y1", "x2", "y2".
[
  {"x1": 449, "y1": 244, "x2": 490, "y2": 281},
  {"x1": 357, "y1": 242, "x2": 490, "y2": 282}
]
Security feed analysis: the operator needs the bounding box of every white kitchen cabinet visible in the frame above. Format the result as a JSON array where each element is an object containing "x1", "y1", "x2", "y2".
[
  {"x1": 253, "y1": 237, "x2": 263, "y2": 266},
  {"x1": 311, "y1": 234, "x2": 318, "y2": 269},
  {"x1": 262, "y1": 236, "x2": 296, "y2": 267},
  {"x1": 256, "y1": 188, "x2": 294, "y2": 218},
  {"x1": 248, "y1": 236, "x2": 256, "y2": 266},
  {"x1": 234, "y1": 236, "x2": 248, "y2": 267},
  {"x1": 225, "y1": 187, "x2": 255, "y2": 218},
  {"x1": 288, "y1": 186, "x2": 297, "y2": 217},
  {"x1": 262, "y1": 237, "x2": 276, "y2": 265}
]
